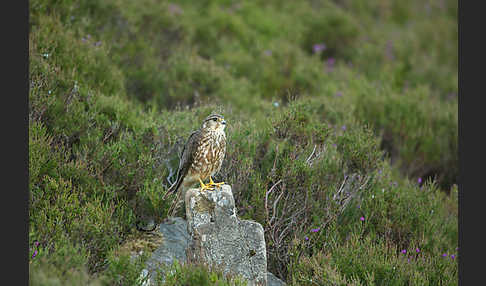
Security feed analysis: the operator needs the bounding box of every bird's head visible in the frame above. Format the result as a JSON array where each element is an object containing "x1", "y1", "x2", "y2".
[{"x1": 202, "y1": 114, "x2": 226, "y2": 132}]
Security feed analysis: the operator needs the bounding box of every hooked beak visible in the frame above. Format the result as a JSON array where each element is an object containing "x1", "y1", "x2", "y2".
[{"x1": 221, "y1": 120, "x2": 226, "y2": 125}]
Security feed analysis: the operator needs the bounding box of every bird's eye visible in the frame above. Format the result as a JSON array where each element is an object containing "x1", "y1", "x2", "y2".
[{"x1": 212, "y1": 118, "x2": 218, "y2": 122}]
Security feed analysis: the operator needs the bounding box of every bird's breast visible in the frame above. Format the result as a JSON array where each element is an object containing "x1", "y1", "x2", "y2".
[{"x1": 190, "y1": 130, "x2": 226, "y2": 178}]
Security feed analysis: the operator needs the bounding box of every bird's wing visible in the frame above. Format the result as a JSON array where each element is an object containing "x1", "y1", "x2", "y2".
[{"x1": 166, "y1": 130, "x2": 200, "y2": 194}]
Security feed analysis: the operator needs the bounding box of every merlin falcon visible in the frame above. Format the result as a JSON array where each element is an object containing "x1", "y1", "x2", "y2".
[{"x1": 164, "y1": 114, "x2": 227, "y2": 199}]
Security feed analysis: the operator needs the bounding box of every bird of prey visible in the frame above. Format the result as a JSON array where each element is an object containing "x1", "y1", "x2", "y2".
[{"x1": 164, "y1": 114, "x2": 227, "y2": 199}]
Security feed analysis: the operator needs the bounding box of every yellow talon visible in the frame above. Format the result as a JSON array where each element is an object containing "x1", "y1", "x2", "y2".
[
  {"x1": 209, "y1": 176, "x2": 224, "y2": 188},
  {"x1": 199, "y1": 178, "x2": 214, "y2": 191}
]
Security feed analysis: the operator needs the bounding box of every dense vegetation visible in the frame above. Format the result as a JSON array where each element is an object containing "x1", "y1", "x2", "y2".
[{"x1": 29, "y1": 0, "x2": 457, "y2": 285}]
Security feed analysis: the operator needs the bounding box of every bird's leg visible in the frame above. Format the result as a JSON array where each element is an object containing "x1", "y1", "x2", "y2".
[
  {"x1": 208, "y1": 176, "x2": 224, "y2": 188},
  {"x1": 198, "y1": 178, "x2": 214, "y2": 191}
]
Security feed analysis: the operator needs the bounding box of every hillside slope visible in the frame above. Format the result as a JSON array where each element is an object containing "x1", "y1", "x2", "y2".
[{"x1": 29, "y1": 0, "x2": 457, "y2": 285}]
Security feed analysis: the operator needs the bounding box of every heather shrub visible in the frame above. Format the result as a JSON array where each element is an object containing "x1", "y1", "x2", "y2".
[
  {"x1": 354, "y1": 85, "x2": 458, "y2": 189},
  {"x1": 301, "y1": 2, "x2": 360, "y2": 60},
  {"x1": 157, "y1": 261, "x2": 247, "y2": 286},
  {"x1": 288, "y1": 183, "x2": 458, "y2": 285}
]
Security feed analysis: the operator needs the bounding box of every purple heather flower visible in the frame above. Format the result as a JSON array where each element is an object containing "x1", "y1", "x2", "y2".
[
  {"x1": 359, "y1": 216, "x2": 365, "y2": 221},
  {"x1": 418, "y1": 177, "x2": 422, "y2": 184},
  {"x1": 416, "y1": 248, "x2": 420, "y2": 253},
  {"x1": 327, "y1": 57, "x2": 335, "y2": 67},
  {"x1": 94, "y1": 41, "x2": 102, "y2": 47},
  {"x1": 407, "y1": 258, "x2": 411, "y2": 263},
  {"x1": 341, "y1": 125, "x2": 346, "y2": 131},
  {"x1": 335, "y1": 91, "x2": 343, "y2": 97},
  {"x1": 32, "y1": 250, "x2": 38, "y2": 259},
  {"x1": 451, "y1": 254, "x2": 455, "y2": 259},
  {"x1": 311, "y1": 228, "x2": 320, "y2": 233},
  {"x1": 442, "y1": 253, "x2": 448, "y2": 257},
  {"x1": 447, "y1": 92, "x2": 457, "y2": 101},
  {"x1": 305, "y1": 236, "x2": 309, "y2": 241},
  {"x1": 34, "y1": 241, "x2": 39, "y2": 247},
  {"x1": 401, "y1": 249, "x2": 407, "y2": 254},
  {"x1": 332, "y1": 144, "x2": 337, "y2": 148},
  {"x1": 312, "y1": 43, "x2": 326, "y2": 54},
  {"x1": 326, "y1": 57, "x2": 335, "y2": 72}
]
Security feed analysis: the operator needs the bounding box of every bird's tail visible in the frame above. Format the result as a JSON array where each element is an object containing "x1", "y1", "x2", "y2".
[{"x1": 163, "y1": 175, "x2": 183, "y2": 199}]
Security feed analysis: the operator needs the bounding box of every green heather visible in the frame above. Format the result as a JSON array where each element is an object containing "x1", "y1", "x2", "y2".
[{"x1": 29, "y1": 0, "x2": 457, "y2": 285}]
